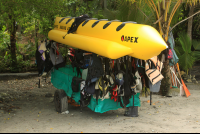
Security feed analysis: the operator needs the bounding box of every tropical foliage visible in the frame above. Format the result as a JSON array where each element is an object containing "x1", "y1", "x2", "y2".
[{"x1": 175, "y1": 32, "x2": 200, "y2": 74}]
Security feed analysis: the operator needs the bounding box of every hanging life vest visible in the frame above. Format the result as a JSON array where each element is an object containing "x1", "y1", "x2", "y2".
[{"x1": 35, "y1": 40, "x2": 53, "y2": 76}]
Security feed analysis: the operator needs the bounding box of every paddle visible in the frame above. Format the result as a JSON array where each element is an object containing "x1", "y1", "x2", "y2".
[{"x1": 175, "y1": 62, "x2": 190, "y2": 97}]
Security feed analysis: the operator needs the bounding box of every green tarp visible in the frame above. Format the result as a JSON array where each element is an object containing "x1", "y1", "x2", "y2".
[{"x1": 51, "y1": 65, "x2": 140, "y2": 113}]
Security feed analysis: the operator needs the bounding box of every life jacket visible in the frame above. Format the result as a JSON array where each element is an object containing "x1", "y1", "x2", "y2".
[
  {"x1": 71, "y1": 77, "x2": 85, "y2": 92},
  {"x1": 35, "y1": 40, "x2": 53, "y2": 76},
  {"x1": 134, "y1": 58, "x2": 149, "y2": 88},
  {"x1": 79, "y1": 81, "x2": 91, "y2": 108},
  {"x1": 149, "y1": 56, "x2": 162, "y2": 71},
  {"x1": 49, "y1": 41, "x2": 66, "y2": 70},
  {"x1": 122, "y1": 56, "x2": 136, "y2": 107},
  {"x1": 68, "y1": 48, "x2": 91, "y2": 77},
  {"x1": 145, "y1": 60, "x2": 164, "y2": 85},
  {"x1": 85, "y1": 53, "x2": 104, "y2": 87},
  {"x1": 94, "y1": 58, "x2": 115, "y2": 103}
]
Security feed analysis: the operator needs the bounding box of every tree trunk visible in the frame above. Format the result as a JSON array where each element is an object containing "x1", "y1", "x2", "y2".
[
  {"x1": 160, "y1": 59, "x2": 171, "y2": 96},
  {"x1": 9, "y1": 14, "x2": 18, "y2": 72},
  {"x1": 35, "y1": 19, "x2": 39, "y2": 48},
  {"x1": 187, "y1": 4, "x2": 194, "y2": 75},
  {"x1": 187, "y1": 4, "x2": 194, "y2": 40},
  {"x1": 104, "y1": 0, "x2": 107, "y2": 9}
]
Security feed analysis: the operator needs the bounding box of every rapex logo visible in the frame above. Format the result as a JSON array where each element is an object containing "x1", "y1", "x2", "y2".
[{"x1": 121, "y1": 35, "x2": 138, "y2": 43}]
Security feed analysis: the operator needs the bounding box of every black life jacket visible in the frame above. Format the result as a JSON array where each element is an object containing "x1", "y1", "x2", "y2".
[
  {"x1": 85, "y1": 53, "x2": 104, "y2": 87},
  {"x1": 35, "y1": 40, "x2": 53, "y2": 76},
  {"x1": 68, "y1": 48, "x2": 90, "y2": 77},
  {"x1": 122, "y1": 56, "x2": 135, "y2": 107}
]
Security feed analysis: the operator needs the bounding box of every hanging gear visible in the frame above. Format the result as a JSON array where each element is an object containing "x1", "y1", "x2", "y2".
[
  {"x1": 50, "y1": 42, "x2": 66, "y2": 70},
  {"x1": 35, "y1": 40, "x2": 53, "y2": 76}
]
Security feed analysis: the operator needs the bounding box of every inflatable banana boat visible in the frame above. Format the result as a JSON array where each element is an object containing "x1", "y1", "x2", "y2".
[{"x1": 48, "y1": 17, "x2": 168, "y2": 60}]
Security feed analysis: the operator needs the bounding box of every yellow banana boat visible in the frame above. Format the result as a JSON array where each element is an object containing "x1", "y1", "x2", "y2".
[{"x1": 48, "y1": 17, "x2": 168, "y2": 60}]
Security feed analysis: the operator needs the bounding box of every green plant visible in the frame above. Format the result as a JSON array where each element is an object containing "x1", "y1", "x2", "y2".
[
  {"x1": 0, "y1": 25, "x2": 10, "y2": 52},
  {"x1": 175, "y1": 32, "x2": 200, "y2": 74}
]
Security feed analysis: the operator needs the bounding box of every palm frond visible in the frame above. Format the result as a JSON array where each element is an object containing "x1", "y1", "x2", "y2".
[
  {"x1": 178, "y1": 32, "x2": 192, "y2": 53},
  {"x1": 179, "y1": 53, "x2": 195, "y2": 72},
  {"x1": 193, "y1": 51, "x2": 200, "y2": 60},
  {"x1": 192, "y1": 39, "x2": 200, "y2": 50}
]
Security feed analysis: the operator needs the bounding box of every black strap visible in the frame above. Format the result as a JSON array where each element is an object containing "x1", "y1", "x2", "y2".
[
  {"x1": 152, "y1": 73, "x2": 161, "y2": 82},
  {"x1": 105, "y1": 58, "x2": 110, "y2": 75},
  {"x1": 116, "y1": 59, "x2": 120, "y2": 71},
  {"x1": 95, "y1": 89, "x2": 100, "y2": 105},
  {"x1": 148, "y1": 69, "x2": 156, "y2": 77}
]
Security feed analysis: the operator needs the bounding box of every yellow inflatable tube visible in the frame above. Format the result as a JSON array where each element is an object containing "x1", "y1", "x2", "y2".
[{"x1": 48, "y1": 17, "x2": 168, "y2": 60}]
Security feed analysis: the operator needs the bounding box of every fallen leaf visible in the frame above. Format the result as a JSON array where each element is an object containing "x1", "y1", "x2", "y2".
[
  {"x1": 90, "y1": 117, "x2": 92, "y2": 119},
  {"x1": 169, "y1": 104, "x2": 171, "y2": 105},
  {"x1": 27, "y1": 130, "x2": 28, "y2": 131},
  {"x1": 8, "y1": 118, "x2": 9, "y2": 120},
  {"x1": 50, "y1": 128, "x2": 53, "y2": 130},
  {"x1": 81, "y1": 132, "x2": 83, "y2": 133},
  {"x1": 38, "y1": 115, "x2": 39, "y2": 117},
  {"x1": 117, "y1": 115, "x2": 118, "y2": 117},
  {"x1": 147, "y1": 100, "x2": 150, "y2": 103},
  {"x1": 152, "y1": 103, "x2": 155, "y2": 105}
]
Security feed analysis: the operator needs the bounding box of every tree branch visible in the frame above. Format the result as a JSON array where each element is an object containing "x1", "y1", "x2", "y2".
[{"x1": 169, "y1": 9, "x2": 200, "y2": 33}]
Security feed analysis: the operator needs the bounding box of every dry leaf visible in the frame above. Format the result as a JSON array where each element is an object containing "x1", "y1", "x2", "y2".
[
  {"x1": 8, "y1": 118, "x2": 9, "y2": 120},
  {"x1": 147, "y1": 100, "x2": 150, "y2": 103},
  {"x1": 152, "y1": 103, "x2": 155, "y2": 105},
  {"x1": 81, "y1": 132, "x2": 83, "y2": 133},
  {"x1": 117, "y1": 115, "x2": 118, "y2": 117},
  {"x1": 50, "y1": 128, "x2": 53, "y2": 130},
  {"x1": 27, "y1": 130, "x2": 28, "y2": 131}
]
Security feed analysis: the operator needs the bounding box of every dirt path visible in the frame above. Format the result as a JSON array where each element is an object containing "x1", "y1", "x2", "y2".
[{"x1": 0, "y1": 76, "x2": 200, "y2": 133}]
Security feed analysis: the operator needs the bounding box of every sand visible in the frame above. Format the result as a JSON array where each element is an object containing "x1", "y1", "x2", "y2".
[{"x1": 0, "y1": 77, "x2": 200, "y2": 133}]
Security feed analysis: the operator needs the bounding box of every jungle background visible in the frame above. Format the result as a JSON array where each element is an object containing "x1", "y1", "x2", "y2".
[{"x1": 1, "y1": 0, "x2": 200, "y2": 94}]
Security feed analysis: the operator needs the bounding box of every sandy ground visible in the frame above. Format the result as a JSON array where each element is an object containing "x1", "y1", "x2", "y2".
[{"x1": 0, "y1": 76, "x2": 200, "y2": 133}]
